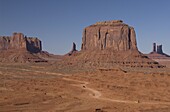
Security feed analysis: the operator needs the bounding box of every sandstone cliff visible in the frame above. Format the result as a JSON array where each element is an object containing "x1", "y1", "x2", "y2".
[
  {"x1": 81, "y1": 20, "x2": 137, "y2": 51},
  {"x1": 0, "y1": 33, "x2": 46, "y2": 63},
  {"x1": 59, "y1": 20, "x2": 165, "y2": 71},
  {"x1": 0, "y1": 32, "x2": 42, "y2": 53}
]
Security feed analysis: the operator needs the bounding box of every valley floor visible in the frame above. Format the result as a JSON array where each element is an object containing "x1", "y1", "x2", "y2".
[{"x1": 0, "y1": 63, "x2": 170, "y2": 112}]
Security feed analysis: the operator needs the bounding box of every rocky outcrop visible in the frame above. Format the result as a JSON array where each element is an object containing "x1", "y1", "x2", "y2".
[
  {"x1": 157, "y1": 45, "x2": 163, "y2": 54},
  {"x1": 59, "y1": 20, "x2": 165, "y2": 70},
  {"x1": 26, "y1": 37, "x2": 42, "y2": 53},
  {"x1": 153, "y1": 43, "x2": 156, "y2": 52},
  {"x1": 0, "y1": 33, "x2": 47, "y2": 63},
  {"x1": 146, "y1": 43, "x2": 170, "y2": 59},
  {"x1": 81, "y1": 20, "x2": 137, "y2": 51},
  {"x1": 151, "y1": 43, "x2": 169, "y2": 56},
  {"x1": 66, "y1": 42, "x2": 78, "y2": 56},
  {"x1": 0, "y1": 32, "x2": 42, "y2": 53},
  {"x1": 0, "y1": 50, "x2": 47, "y2": 63}
]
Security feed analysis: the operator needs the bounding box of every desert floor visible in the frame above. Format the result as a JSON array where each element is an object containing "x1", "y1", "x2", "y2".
[{"x1": 0, "y1": 63, "x2": 170, "y2": 112}]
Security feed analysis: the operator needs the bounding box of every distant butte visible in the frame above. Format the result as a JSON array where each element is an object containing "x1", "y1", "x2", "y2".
[
  {"x1": 81, "y1": 20, "x2": 137, "y2": 51},
  {"x1": 146, "y1": 43, "x2": 170, "y2": 59},
  {"x1": 0, "y1": 21, "x2": 168, "y2": 69},
  {"x1": 0, "y1": 32, "x2": 47, "y2": 63},
  {"x1": 0, "y1": 32, "x2": 42, "y2": 53},
  {"x1": 61, "y1": 20, "x2": 165, "y2": 69}
]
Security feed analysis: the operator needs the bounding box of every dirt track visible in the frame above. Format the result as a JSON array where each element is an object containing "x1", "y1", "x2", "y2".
[
  {"x1": 1, "y1": 65, "x2": 170, "y2": 112},
  {"x1": 63, "y1": 77, "x2": 170, "y2": 105},
  {"x1": 1, "y1": 66, "x2": 170, "y2": 106}
]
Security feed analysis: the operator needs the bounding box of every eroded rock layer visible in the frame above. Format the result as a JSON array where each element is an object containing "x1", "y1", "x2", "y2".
[
  {"x1": 60, "y1": 20, "x2": 165, "y2": 70},
  {"x1": 0, "y1": 32, "x2": 42, "y2": 53},
  {"x1": 81, "y1": 20, "x2": 137, "y2": 51},
  {"x1": 0, "y1": 33, "x2": 47, "y2": 63},
  {"x1": 146, "y1": 43, "x2": 170, "y2": 59}
]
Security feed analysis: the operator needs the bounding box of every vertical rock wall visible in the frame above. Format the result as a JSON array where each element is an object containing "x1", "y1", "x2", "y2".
[
  {"x1": 81, "y1": 20, "x2": 138, "y2": 51},
  {"x1": 157, "y1": 45, "x2": 163, "y2": 54},
  {"x1": 0, "y1": 32, "x2": 42, "y2": 53}
]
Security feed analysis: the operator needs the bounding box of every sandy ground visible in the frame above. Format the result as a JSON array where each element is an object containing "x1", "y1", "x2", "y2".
[
  {"x1": 154, "y1": 59, "x2": 170, "y2": 68},
  {"x1": 0, "y1": 63, "x2": 170, "y2": 112}
]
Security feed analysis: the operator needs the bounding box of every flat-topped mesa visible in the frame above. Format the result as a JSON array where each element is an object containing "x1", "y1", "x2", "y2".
[
  {"x1": 94, "y1": 20, "x2": 124, "y2": 26},
  {"x1": 0, "y1": 32, "x2": 42, "y2": 53},
  {"x1": 59, "y1": 20, "x2": 165, "y2": 69},
  {"x1": 81, "y1": 20, "x2": 137, "y2": 51}
]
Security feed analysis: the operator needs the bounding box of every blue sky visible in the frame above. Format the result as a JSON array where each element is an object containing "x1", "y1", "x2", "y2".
[{"x1": 0, "y1": 0, "x2": 170, "y2": 55}]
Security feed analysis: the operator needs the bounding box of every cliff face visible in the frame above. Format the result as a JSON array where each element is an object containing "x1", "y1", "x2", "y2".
[
  {"x1": 0, "y1": 33, "x2": 46, "y2": 63},
  {"x1": 26, "y1": 37, "x2": 42, "y2": 53},
  {"x1": 81, "y1": 20, "x2": 137, "y2": 51},
  {"x1": 0, "y1": 32, "x2": 42, "y2": 53},
  {"x1": 61, "y1": 20, "x2": 165, "y2": 69}
]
